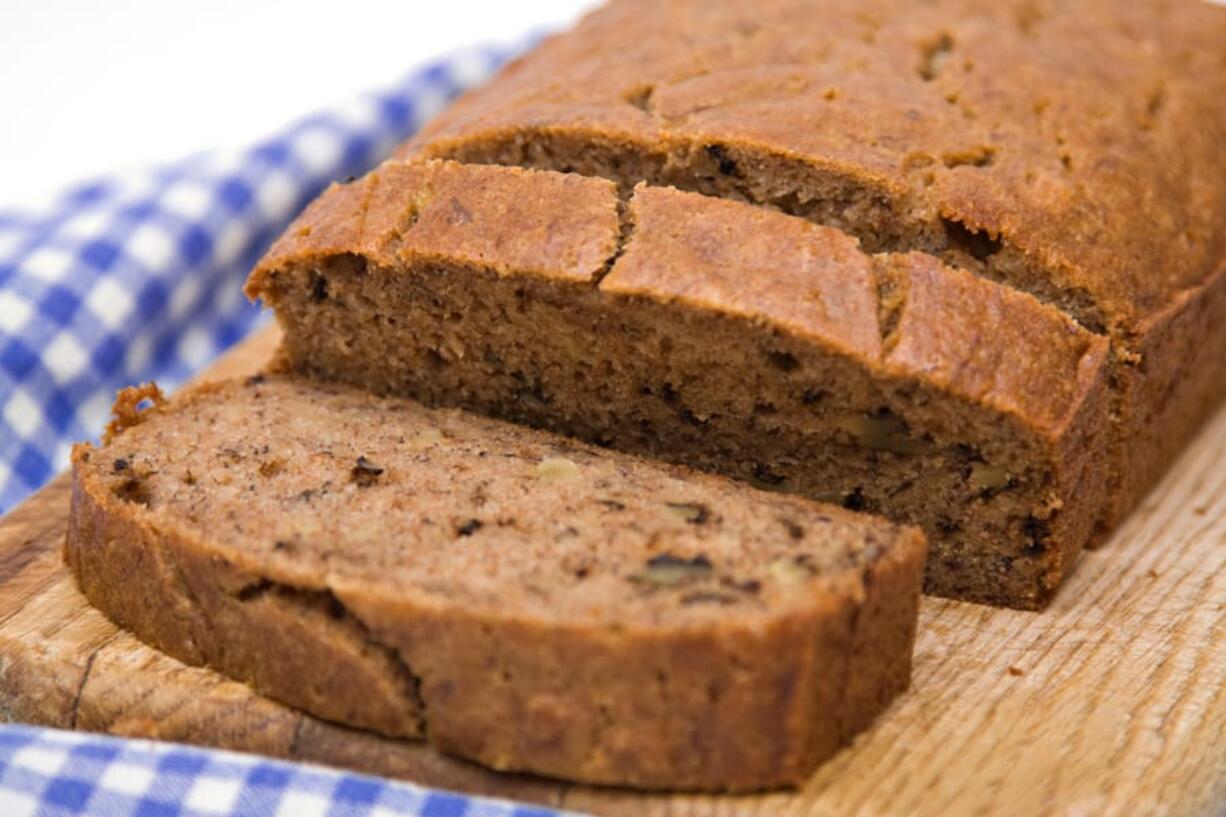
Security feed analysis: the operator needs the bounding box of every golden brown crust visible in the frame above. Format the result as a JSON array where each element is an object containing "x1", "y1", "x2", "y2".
[
  {"x1": 66, "y1": 376, "x2": 926, "y2": 791},
  {"x1": 247, "y1": 162, "x2": 620, "y2": 300},
  {"x1": 403, "y1": 0, "x2": 1226, "y2": 333}
]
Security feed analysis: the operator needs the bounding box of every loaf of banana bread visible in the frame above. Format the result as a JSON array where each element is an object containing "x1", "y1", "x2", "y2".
[
  {"x1": 248, "y1": 0, "x2": 1226, "y2": 607},
  {"x1": 66, "y1": 375, "x2": 925, "y2": 791}
]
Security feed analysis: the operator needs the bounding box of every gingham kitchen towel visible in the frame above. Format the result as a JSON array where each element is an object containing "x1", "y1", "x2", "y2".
[
  {"x1": 0, "y1": 38, "x2": 525, "y2": 513},
  {"x1": 0, "y1": 33, "x2": 591, "y2": 817},
  {"x1": 0, "y1": 724, "x2": 571, "y2": 817}
]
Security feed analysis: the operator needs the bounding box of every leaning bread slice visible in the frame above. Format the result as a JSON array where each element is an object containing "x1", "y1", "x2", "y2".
[{"x1": 66, "y1": 375, "x2": 925, "y2": 792}]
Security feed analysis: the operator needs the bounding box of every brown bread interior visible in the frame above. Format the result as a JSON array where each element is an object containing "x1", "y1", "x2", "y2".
[{"x1": 263, "y1": 234, "x2": 1106, "y2": 608}]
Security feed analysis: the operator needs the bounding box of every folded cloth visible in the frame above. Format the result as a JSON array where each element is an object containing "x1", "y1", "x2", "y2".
[
  {"x1": 0, "y1": 40, "x2": 523, "y2": 513},
  {"x1": 0, "y1": 724, "x2": 572, "y2": 817}
]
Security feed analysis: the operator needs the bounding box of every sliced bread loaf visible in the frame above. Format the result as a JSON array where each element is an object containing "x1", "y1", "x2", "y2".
[
  {"x1": 246, "y1": 159, "x2": 1109, "y2": 609},
  {"x1": 401, "y1": 0, "x2": 1226, "y2": 541},
  {"x1": 66, "y1": 375, "x2": 925, "y2": 791}
]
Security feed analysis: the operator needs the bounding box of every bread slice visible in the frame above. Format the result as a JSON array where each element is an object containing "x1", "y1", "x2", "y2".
[
  {"x1": 246, "y1": 159, "x2": 1108, "y2": 609},
  {"x1": 65, "y1": 375, "x2": 926, "y2": 791}
]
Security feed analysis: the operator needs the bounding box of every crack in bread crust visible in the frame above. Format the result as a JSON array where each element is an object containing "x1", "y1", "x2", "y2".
[{"x1": 413, "y1": 131, "x2": 1113, "y2": 336}]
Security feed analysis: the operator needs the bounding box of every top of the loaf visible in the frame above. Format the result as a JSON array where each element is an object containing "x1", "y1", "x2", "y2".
[{"x1": 400, "y1": 0, "x2": 1226, "y2": 334}]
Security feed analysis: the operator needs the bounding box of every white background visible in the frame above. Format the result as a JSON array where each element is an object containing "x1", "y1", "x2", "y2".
[{"x1": 0, "y1": 1, "x2": 599, "y2": 208}]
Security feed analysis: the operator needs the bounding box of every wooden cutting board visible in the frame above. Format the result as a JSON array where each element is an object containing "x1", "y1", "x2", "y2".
[{"x1": 1, "y1": 325, "x2": 1223, "y2": 817}]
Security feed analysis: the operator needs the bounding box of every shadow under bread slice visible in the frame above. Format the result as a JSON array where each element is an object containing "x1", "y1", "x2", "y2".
[
  {"x1": 66, "y1": 374, "x2": 926, "y2": 792},
  {"x1": 246, "y1": 160, "x2": 1110, "y2": 609}
]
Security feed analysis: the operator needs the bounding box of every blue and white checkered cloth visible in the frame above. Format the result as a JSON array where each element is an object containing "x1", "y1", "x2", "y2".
[
  {"x1": 0, "y1": 724, "x2": 572, "y2": 817},
  {"x1": 0, "y1": 38, "x2": 525, "y2": 513},
  {"x1": 0, "y1": 35, "x2": 589, "y2": 817}
]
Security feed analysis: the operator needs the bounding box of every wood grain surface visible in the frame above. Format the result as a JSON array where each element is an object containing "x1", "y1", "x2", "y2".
[{"x1": 0, "y1": 325, "x2": 1223, "y2": 817}]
